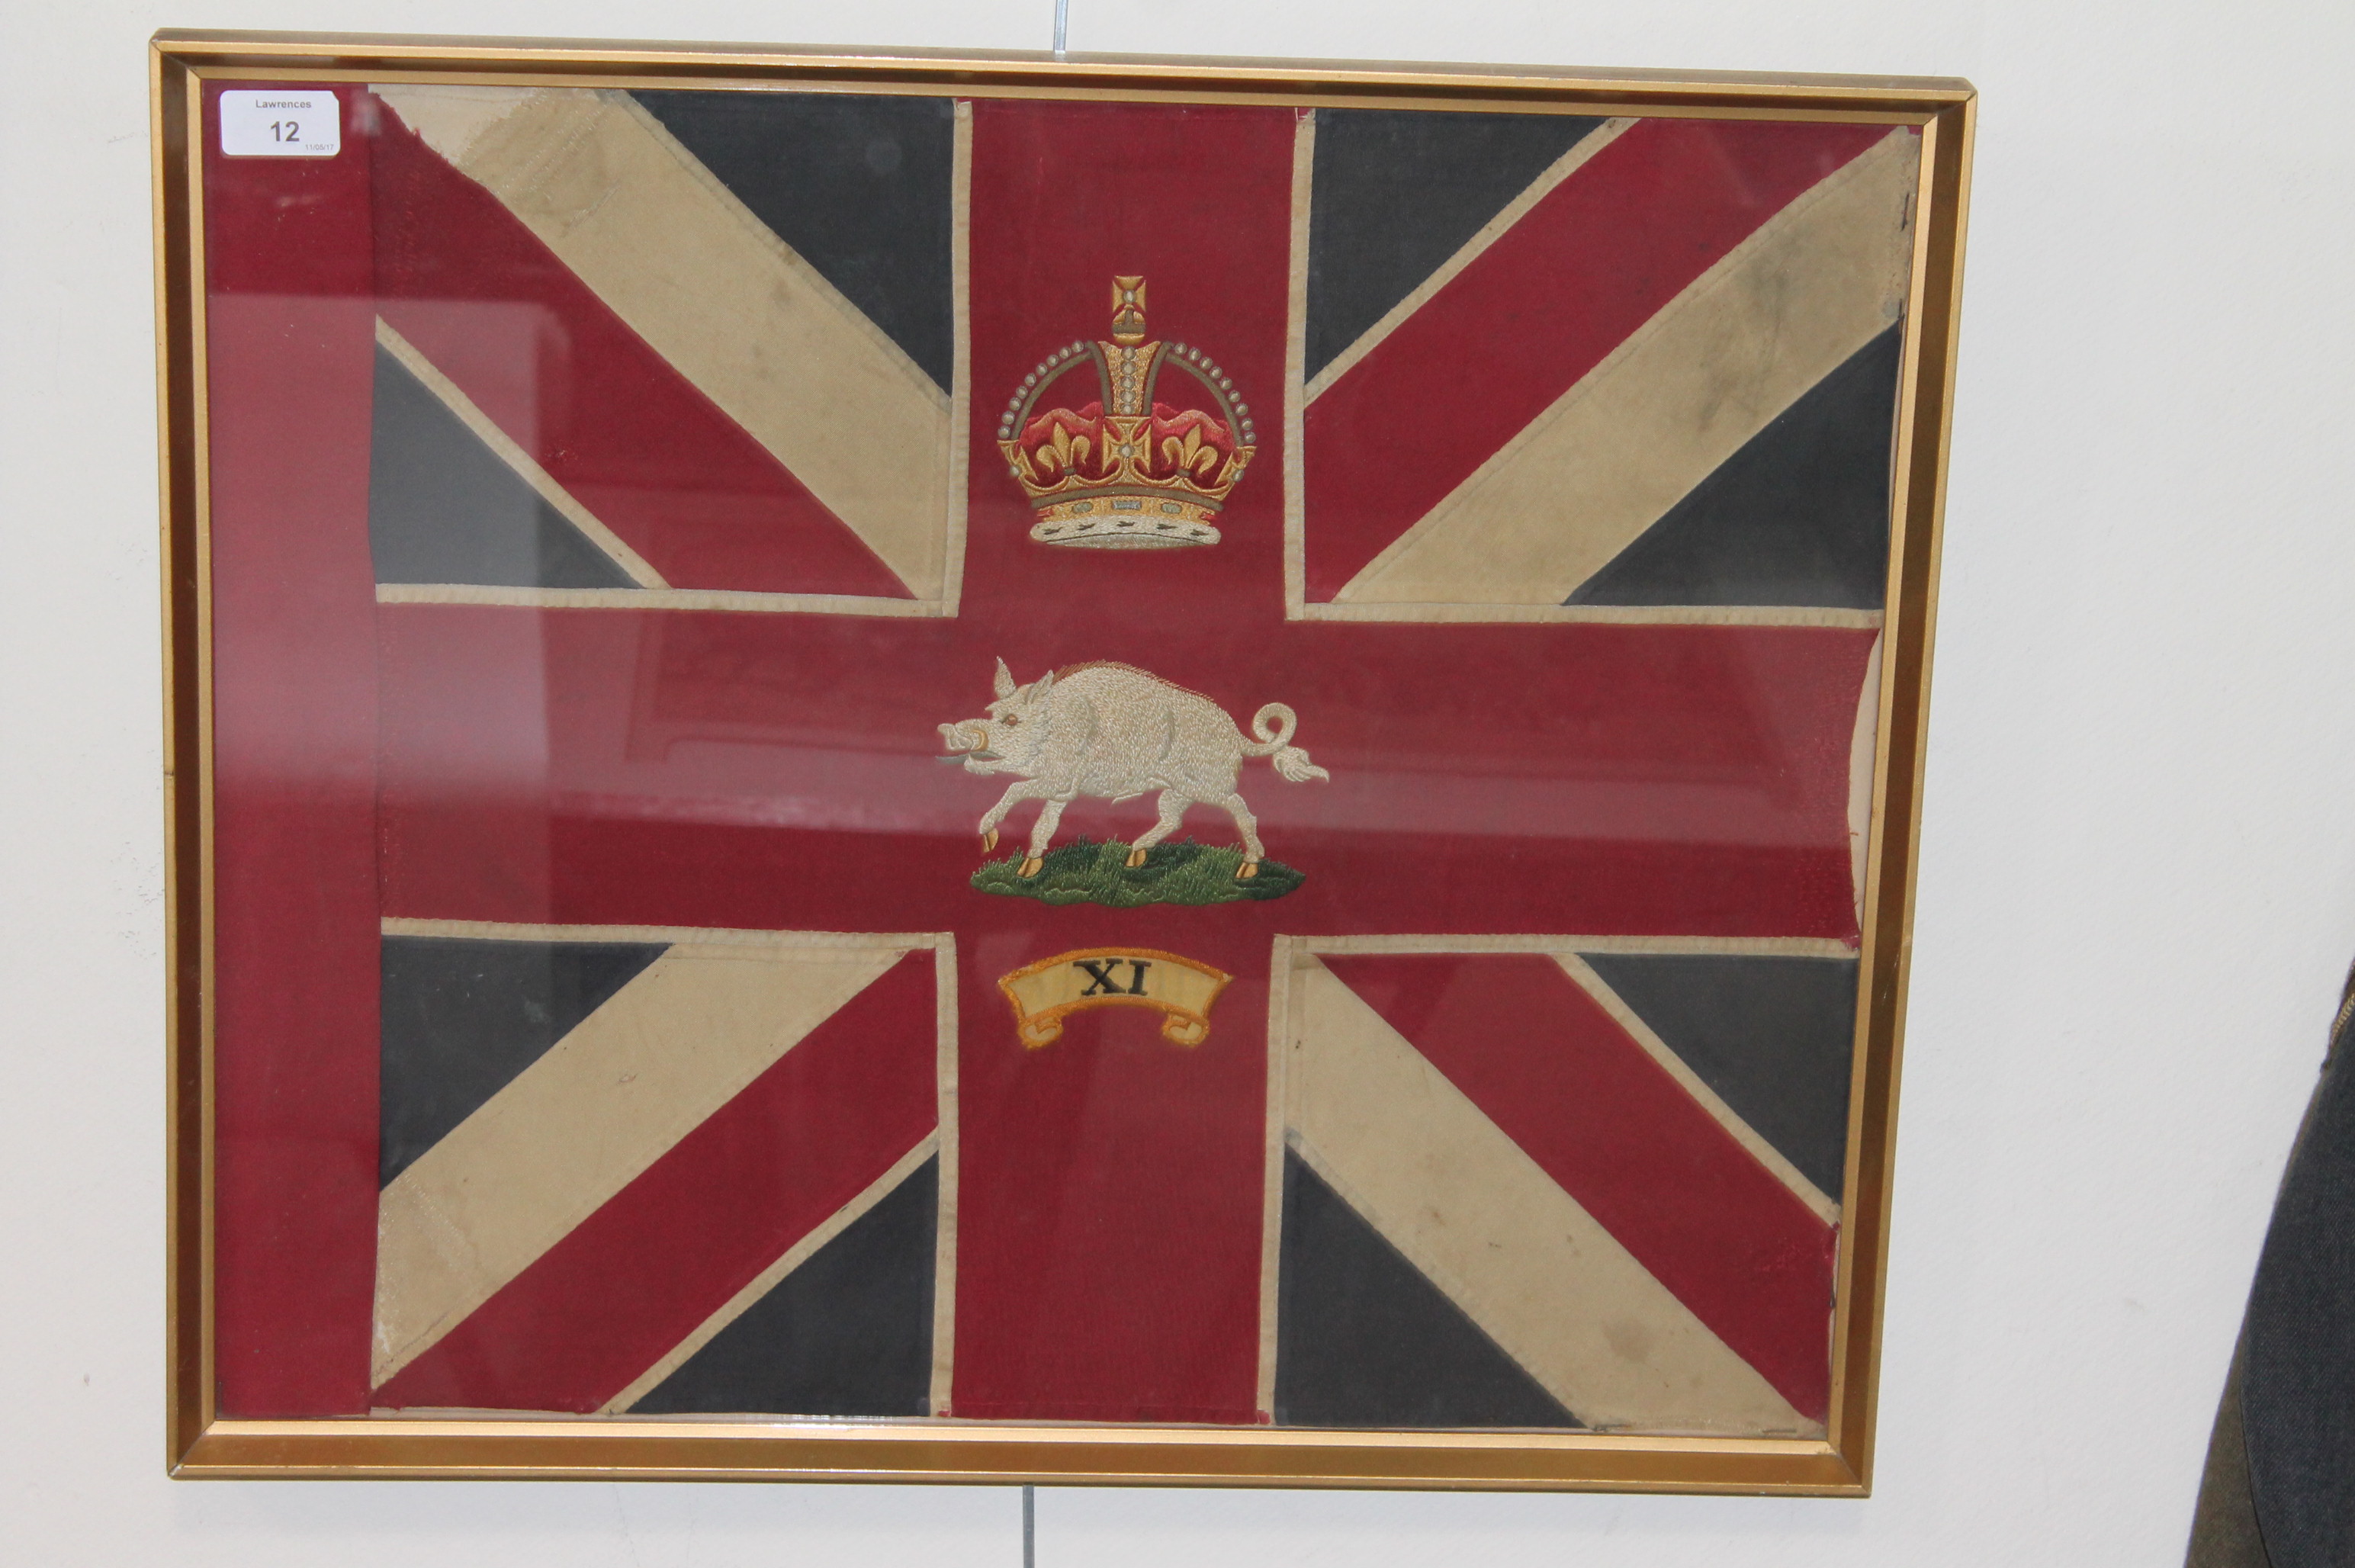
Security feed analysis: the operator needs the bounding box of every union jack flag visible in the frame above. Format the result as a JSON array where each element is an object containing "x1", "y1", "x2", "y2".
[{"x1": 203, "y1": 81, "x2": 1914, "y2": 1434}]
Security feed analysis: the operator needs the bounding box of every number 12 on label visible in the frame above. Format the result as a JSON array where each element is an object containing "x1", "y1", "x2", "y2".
[{"x1": 220, "y1": 90, "x2": 342, "y2": 158}]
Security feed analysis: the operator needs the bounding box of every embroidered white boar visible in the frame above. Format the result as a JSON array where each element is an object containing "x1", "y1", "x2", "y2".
[{"x1": 937, "y1": 659, "x2": 1331, "y2": 879}]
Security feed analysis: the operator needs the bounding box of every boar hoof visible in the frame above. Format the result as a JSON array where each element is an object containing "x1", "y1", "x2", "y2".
[
  {"x1": 1125, "y1": 847, "x2": 1149, "y2": 869},
  {"x1": 982, "y1": 829, "x2": 998, "y2": 853},
  {"x1": 1019, "y1": 856, "x2": 1045, "y2": 879},
  {"x1": 1236, "y1": 860, "x2": 1259, "y2": 880}
]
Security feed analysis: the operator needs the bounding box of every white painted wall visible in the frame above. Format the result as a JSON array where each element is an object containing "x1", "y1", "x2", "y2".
[{"x1": 5, "y1": 2, "x2": 2351, "y2": 1562}]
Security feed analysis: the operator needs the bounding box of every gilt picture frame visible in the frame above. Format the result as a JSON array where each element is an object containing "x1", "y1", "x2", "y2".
[{"x1": 156, "y1": 30, "x2": 1973, "y2": 1490}]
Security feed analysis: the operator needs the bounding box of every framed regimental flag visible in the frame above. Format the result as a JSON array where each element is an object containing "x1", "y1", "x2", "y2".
[{"x1": 155, "y1": 31, "x2": 1973, "y2": 1491}]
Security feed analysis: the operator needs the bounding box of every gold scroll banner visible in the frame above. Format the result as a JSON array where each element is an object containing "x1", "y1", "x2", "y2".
[{"x1": 998, "y1": 947, "x2": 1232, "y2": 1049}]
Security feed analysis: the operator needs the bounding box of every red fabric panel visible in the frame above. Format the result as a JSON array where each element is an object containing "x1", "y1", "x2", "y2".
[
  {"x1": 946, "y1": 926, "x2": 1267, "y2": 1422},
  {"x1": 1320, "y1": 953, "x2": 1836, "y2": 1421},
  {"x1": 374, "y1": 952, "x2": 938, "y2": 1412},
  {"x1": 948, "y1": 98, "x2": 1302, "y2": 1422},
  {"x1": 369, "y1": 94, "x2": 910, "y2": 599},
  {"x1": 203, "y1": 83, "x2": 382, "y2": 1417},
  {"x1": 428, "y1": 820, "x2": 1852, "y2": 944},
  {"x1": 374, "y1": 604, "x2": 1874, "y2": 942},
  {"x1": 1303, "y1": 118, "x2": 1889, "y2": 599}
]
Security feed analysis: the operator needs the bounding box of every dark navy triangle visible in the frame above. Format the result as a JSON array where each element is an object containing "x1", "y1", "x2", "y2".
[
  {"x1": 629, "y1": 90, "x2": 956, "y2": 393},
  {"x1": 1274, "y1": 1151, "x2": 1579, "y2": 1429},
  {"x1": 1579, "y1": 953, "x2": 1859, "y2": 1201},
  {"x1": 1568, "y1": 323, "x2": 1904, "y2": 609},
  {"x1": 367, "y1": 344, "x2": 638, "y2": 590},
  {"x1": 378, "y1": 936, "x2": 668, "y2": 1187},
  {"x1": 632, "y1": 1157, "x2": 939, "y2": 1418},
  {"x1": 1306, "y1": 108, "x2": 1604, "y2": 385}
]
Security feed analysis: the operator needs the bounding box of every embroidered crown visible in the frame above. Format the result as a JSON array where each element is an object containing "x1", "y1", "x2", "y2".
[{"x1": 995, "y1": 276, "x2": 1257, "y2": 548}]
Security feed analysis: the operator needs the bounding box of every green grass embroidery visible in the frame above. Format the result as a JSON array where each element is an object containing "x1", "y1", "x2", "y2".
[{"x1": 970, "y1": 837, "x2": 1305, "y2": 908}]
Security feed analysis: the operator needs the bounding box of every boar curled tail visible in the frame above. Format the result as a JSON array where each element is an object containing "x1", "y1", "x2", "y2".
[{"x1": 1245, "y1": 702, "x2": 1332, "y2": 784}]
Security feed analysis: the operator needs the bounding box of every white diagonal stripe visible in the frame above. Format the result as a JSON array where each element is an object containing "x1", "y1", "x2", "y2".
[
  {"x1": 1287, "y1": 958, "x2": 1817, "y2": 1435},
  {"x1": 374, "y1": 84, "x2": 953, "y2": 602},
  {"x1": 370, "y1": 937, "x2": 912, "y2": 1387},
  {"x1": 1333, "y1": 127, "x2": 1918, "y2": 609}
]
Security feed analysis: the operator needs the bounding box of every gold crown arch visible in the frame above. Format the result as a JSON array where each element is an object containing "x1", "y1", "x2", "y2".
[{"x1": 996, "y1": 277, "x2": 1259, "y2": 548}]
